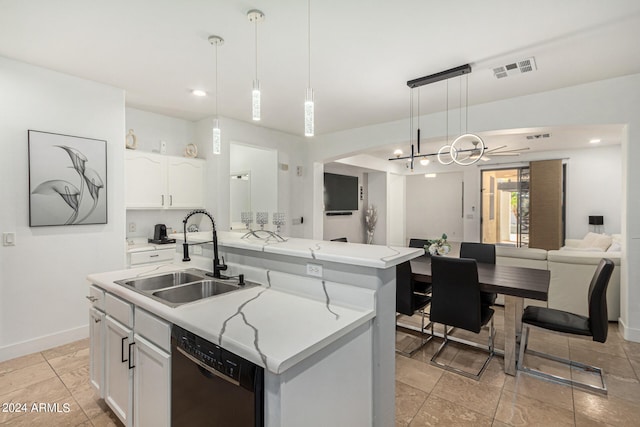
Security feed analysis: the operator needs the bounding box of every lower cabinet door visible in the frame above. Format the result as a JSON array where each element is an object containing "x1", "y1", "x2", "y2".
[
  {"x1": 133, "y1": 334, "x2": 171, "y2": 427},
  {"x1": 89, "y1": 307, "x2": 105, "y2": 398},
  {"x1": 105, "y1": 316, "x2": 134, "y2": 427}
]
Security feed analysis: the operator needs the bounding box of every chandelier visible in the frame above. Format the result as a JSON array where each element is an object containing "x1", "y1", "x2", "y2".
[{"x1": 389, "y1": 64, "x2": 487, "y2": 168}]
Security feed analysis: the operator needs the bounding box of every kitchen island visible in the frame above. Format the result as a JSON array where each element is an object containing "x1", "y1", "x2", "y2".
[{"x1": 88, "y1": 232, "x2": 422, "y2": 426}]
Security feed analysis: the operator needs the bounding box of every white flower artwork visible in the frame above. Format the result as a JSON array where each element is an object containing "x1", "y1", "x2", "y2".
[{"x1": 28, "y1": 130, "x2": 107, "y2": 227}]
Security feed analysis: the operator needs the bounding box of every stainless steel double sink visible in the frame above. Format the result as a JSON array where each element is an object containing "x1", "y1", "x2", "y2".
[{"x1": 115, "y1": 269, "x2": 255, "y2": 307}]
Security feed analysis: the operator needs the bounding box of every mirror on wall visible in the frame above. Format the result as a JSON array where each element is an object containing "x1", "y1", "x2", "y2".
[
  {"x1": 229, "y1": 142, "x2": 278, "y2": 230},
  {"x1": 230, "y1": 172, "x2": 251, "y2": 229}
]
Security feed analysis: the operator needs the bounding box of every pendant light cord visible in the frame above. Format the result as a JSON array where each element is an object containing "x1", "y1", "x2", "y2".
[
  {"x1": 446, "y1": 80, "x2": 449, "y2": 144},
  {"x1": 465, "y1": 74, "x2": 469, "y2": 133},
  {"x1": 255, "y1": 19, "x2": 258, "y2": 80},
  {"x1": 215, "y1": 43, "x2": 219, "y2": 118},
  {"x1": 307, "y1": 0, "x2": 311, "y2": 88}
]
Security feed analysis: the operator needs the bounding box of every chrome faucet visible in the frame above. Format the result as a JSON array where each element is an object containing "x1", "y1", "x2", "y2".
[{"x1": 182, "y1": 209, "x2": 228, "y2": 278}]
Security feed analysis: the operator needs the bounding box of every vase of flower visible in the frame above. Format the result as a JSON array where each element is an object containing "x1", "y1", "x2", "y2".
[
  {"x1": 425, "y1": 233, "x2": 451, "y2": 256},
  {"x1": 365, "y1": 205, "x2": 377, "y2": 244}
]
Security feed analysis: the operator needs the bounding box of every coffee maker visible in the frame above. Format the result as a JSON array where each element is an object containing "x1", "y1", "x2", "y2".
[{"x1": 149, "y1": 224, "x2": 176, "y2": 244}]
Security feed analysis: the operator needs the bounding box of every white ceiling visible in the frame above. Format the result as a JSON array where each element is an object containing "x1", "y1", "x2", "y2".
[{"x1": 1, "y1": 1, "x2": 640, "y2": 139}]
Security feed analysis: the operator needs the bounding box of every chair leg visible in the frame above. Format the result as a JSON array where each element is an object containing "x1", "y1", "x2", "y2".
[
  {"x1": 517, "y1": 325, "x2": 608, "y2": 395},
  {"x1": 431, "y1": 320, "x2": 494, "y2": 380},
  {"x1": 396, "y1": 308, "x2": 433, "y2": 357}
]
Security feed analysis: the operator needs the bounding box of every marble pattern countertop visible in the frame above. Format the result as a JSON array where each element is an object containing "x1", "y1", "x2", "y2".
[
  {"x1": 171, "y1": 231, "x2": 424, "y2": 269},
  {"x1": 88, "y1": 262, "x2": 376, "y2": 374}
]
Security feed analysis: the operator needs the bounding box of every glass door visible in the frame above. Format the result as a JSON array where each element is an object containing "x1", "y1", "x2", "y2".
[{"x1": 481, "y1": 167, "x2": 529, "y2": 247}]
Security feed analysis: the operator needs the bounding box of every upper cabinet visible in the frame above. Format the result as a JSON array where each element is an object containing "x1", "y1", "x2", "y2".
[{"x1": 125, "y1": 151, "x2": 204, "y2": 209}]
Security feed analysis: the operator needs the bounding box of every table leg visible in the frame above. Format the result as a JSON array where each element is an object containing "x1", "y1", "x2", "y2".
[{"x1": 503, "y1": 295, "x2": 524, "y2": 376}]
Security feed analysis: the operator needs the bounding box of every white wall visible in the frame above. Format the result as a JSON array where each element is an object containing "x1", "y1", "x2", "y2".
[
  {"x1": 125, "y1": 108, "x2": 198, "y2": 157},
  {"x1": 0, "y1": 57, "x2": 126, "y2": 361},
  {"x1": 564, "y1": 145, "x2": 622, "y2": 238},
  {"x1": 312, "y1": 73, "x2": 640, "y2": 341},
  {"x1": 367, "y1": 173, "x2": 388, "y2": 245},
  {"x1": 195, "y1": 117, "x2": 309, "y2": 238},
  {"x1": 405, "y1": 172, "x2": 464, "y2": 243},
  {"x1": 322, "y1": 163, "x2": 367, "y2": 243},
  {"x1": 387, "y1": 173, "x2": 406, "y2": 246},
  {"x1": 124, "y1": 108, "x2": 201, "y2": 239}
]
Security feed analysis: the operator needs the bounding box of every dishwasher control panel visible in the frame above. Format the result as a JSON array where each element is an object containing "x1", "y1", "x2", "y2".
[{"x1": 172, "y1": 325, "x2": 250, "y2": 384}]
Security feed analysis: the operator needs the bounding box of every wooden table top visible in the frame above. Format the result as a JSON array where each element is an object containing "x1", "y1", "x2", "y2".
[{"x1": 410, "y1": 256, "x2": 550, "y2": 301}]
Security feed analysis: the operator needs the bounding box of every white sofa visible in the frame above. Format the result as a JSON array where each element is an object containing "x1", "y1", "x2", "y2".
[{"x1": 494, "y1": 244, "x2": 621, "y2": 321}]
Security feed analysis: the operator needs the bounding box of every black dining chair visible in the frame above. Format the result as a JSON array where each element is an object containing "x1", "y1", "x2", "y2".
[
  {"x1": 330, "y1": 237, "x2": 348, "y2": 242},
  {"x1": 409, "y1": 238, "x2": 430, "y2": 249},
  {"x1": 517, "y1": 258, "x2": 614, "y2": 394},
  {"x1": 396, "y1": 261, "x2": 432, "y2": 356},
  {"x1": 429, "y1": 256, "x2": 495, "y2": 379},
  {"x1": 460, "y1": 242, "x2": 497, "y2": 306},
  {"x1": 408, "y1": 238, "x2": 431, "y2": 293}
]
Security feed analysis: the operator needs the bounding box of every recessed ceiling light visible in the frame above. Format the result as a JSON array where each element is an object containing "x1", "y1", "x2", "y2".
[
  {"x1": 590, "y1": 138, "x2": 601, "y2": 144},
  {"x1": 420, "y1": 158, "x2": 430, "y2": 166},
  {"x1": 192, "y1": 89, "x2": 207, "y2": 97},
  {"x1": 424, "y1": 173, "x2": 437, "y2": 178}
]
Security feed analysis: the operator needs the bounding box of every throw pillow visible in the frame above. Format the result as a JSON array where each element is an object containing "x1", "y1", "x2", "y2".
[
  {"x1": 607, "y1": 242, "x2": 622, "y2": 252},
  {"x1": 581, "y1": 232, "x2": 612, "y2": 251}
]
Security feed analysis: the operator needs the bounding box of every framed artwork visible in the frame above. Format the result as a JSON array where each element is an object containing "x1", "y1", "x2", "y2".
[{"x1": 28, "y1": 130, "x2": 107, "y2": 226}]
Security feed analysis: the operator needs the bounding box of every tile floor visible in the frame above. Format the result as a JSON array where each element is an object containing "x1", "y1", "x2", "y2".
[
  {"x1": 1, "y1": 308, "x2": 639, "y2": 426},
  {"x1": 0, "y1": 339, "x2": 122, "y2": 426},
  {"x1": 396, "y1": 307, "x2": 640, "y2": 426}
]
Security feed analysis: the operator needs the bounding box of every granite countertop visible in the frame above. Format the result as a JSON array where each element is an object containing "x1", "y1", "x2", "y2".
[{"x1": 88, "y1": 262, "x2": 376, "y2": 374}]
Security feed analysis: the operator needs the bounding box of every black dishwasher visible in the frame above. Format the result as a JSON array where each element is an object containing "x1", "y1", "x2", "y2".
[{"x1": 171, "y1": 325, "x2": 264, "y2": 426}]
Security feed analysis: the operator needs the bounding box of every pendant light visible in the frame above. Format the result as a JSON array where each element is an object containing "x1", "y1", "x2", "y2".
[
  {"x1": 304, "y1": 0, "x2": 314, "y2": 137},
  {"x1": 209, "y1": 35, "x2": 224, "y2": 155},
  {"x1": 247, "y1": 10, "x2": 265, "y2": 121}
]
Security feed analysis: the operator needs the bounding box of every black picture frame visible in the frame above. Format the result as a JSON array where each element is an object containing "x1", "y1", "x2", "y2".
[{"x1": 28, "y1": 130, "x2": 107, "y2": 227}]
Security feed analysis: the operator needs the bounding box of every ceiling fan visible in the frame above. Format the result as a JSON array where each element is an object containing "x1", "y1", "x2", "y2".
[{"x1": 467, "y1": 141, "x2": 530, "y2": 161}]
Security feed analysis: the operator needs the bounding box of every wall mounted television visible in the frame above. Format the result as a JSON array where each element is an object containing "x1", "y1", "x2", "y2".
[{"x1": 324, "y1": 172, "x2": 358, "y2": 211}]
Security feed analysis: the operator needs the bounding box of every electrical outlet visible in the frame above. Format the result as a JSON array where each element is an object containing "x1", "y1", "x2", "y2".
[
  {"x1": 193, "y1": 245, "x2": 203, "y2": 255},
  {"x1": 306, "y1": 263, "x2": 323, "y2": 278},
  {"x1": 128, "y1": 222, "x2": 136, "y2": 233},
  {"x1": 160, "y1": 140, "x2": 167, "y2": 154}
]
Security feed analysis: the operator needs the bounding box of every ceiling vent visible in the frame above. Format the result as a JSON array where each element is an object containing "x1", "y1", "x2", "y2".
[
  {"x1": 493, "y1": 57, "x2": 537, "y2": 79},
  {"x1": 526, "y1": 133, "x2": 551, "y2": 140}
]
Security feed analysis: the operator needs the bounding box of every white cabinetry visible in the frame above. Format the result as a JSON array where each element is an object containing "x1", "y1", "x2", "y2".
[
  {"x1": 133, "y1": 335, "x2": 170, "y2": 427},
  {"x1": 105, "y1": 315, "x2": 134, "y2": 426},
  {"x1": 88, "y1": 285, "x2": 106, "y2": 398},
  {"x1": 166, "y1": 156, "x2": 204, "y2": 208},
  {"x1": 92, "y1": 290, "x2": 171, "y2": 427},
  {"x1": 125, "y1": 150, "x2": 204, "y2": 209}
]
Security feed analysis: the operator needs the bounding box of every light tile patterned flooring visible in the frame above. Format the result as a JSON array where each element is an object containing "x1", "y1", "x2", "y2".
[
  {"x1": 1, "y1": 308, "x2": 640, "y2": 426},
  {"x1": 0, "y1": 339, "x2": 122, "y2": 426},
  {"x1": 396, "y1": 307, "x2": 640, "y2": 426}
]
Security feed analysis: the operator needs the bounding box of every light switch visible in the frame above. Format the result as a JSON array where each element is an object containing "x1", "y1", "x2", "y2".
[{"x1": 3, "y1": 232, "x2": 16, "y2": 246}]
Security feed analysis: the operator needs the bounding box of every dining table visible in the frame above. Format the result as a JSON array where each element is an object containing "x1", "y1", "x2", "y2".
[{"x1": 410, "y1": 255, "x2": 550, "y2": 375}]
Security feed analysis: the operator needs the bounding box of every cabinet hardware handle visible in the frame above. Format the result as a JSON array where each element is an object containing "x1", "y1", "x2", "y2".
[
  {"x1": 128, "y1": 342, "x2": 135, "y2": 369},
  {"x1": 94, "y1": 318, "x2": 101, "y2": 323},
  {"x1": 175, "y1": 346, "x2": 240, "y2": 386},
  {"x1": 170, "y1": 195, "x2": 173, "y2": 206},
  {"x1": 161, "y1": 195, "x2": 165, "y2": 206},
  {"x1": 121, "y1": 336, "x2": 128, "y2": 363},
  {"x1": 85, "y1": 296, "x2": 98, "y2": 302},
  {"x1": 150, "y1": 254, "x2": 159, "y2": 258}
]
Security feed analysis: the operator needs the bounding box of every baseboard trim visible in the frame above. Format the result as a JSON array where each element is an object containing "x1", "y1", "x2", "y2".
[
  {"x1": 618, "y1": 317, "x2": 640, "y2": 342},
  {"x1": 0, "y1": 325, "x2": 89, "y2": 362}
]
